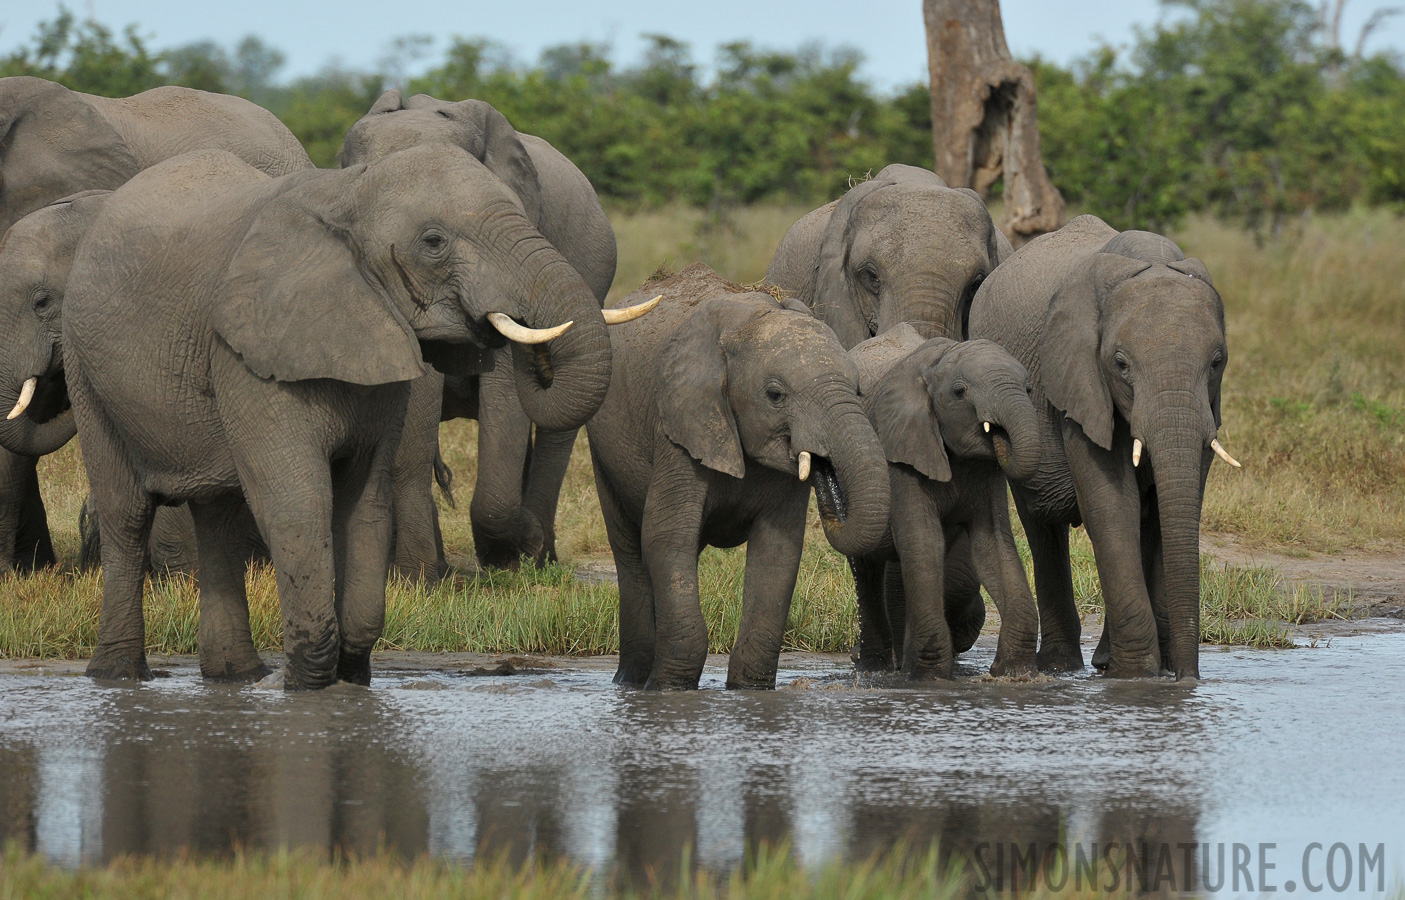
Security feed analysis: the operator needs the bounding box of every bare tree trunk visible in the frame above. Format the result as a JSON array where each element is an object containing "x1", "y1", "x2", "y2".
[{"x1": 923, "y1": 0, "x2": 1066, "y2": 245}]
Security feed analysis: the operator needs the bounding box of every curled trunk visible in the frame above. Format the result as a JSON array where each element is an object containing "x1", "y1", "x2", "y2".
[
  {"x1": 813, "y1": 398, "x2": 891, "y2": 557},
  {"x1": 501, "y1": 236, "x2": 612, "y2": 432},
  {"x1": 989, "y1": 382, "x2": 1041, "y2": 482}
]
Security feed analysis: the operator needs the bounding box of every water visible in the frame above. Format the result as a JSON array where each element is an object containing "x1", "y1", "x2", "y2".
[{"x1": 2, "y1": 633, "x2": 1403, "y2": 894}]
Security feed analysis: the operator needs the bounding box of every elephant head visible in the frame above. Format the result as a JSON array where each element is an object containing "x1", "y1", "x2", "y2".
[
  {"x1": 213, "y1": 144, "x2": 644, "y2": 431},
  {"x1": 862, "y1": 333, "x2": 1042, "y2": 484},
  {"x1": 0, "y1": 77, "x2": 139, "y2": 234},
  {"x1": 0, "y1": 191, "x2": 111, "y2": 457},
  {"x1": 1041, "y1": 230, "x2": 1234, "y2": 678},
  {"x1": 800, "y1": 164, "x2": 1010, "y2": 348},
  {"x1": 657, "y1": 293, "x2": 890, "y2": 557},
  {"x1": 340, "y1": 89, "x2": 543, "y2": 226}
]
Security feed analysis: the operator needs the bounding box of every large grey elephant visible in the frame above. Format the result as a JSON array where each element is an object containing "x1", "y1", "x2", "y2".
[
  {"x1": 0, "y1": 76, "x2": 311, "y2": 573},
  {"x1": 56, "y1": 145, "x2": 628, "y2": 689},
  {"x1": 968, "y1": 215, "x2": 1239, "y2": 680},
  {"x1": 587, "y1": 264, "x2": 890, "y2": 691},
  {"x1": 848, "y1": 326, "x2": 1042, "y2": 680},
  {"x1": 340, "y1": 90, "x2": 620, "y2": 569},
  {"x1": 764, "y1": 163, "x2": 1010, "y2": 348}
]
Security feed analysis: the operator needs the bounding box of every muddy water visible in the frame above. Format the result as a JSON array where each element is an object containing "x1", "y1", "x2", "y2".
[{"x1": 1, "y1": 634, "x2": 1403, "y2": 893}]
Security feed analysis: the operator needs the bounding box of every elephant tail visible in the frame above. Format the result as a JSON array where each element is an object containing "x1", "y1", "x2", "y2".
[{"x1": 433, "y1": 446, "x2": 456, "y2": 509}]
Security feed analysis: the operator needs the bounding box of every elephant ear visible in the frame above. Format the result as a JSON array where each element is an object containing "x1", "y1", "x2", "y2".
[
  {"x1": 213, "y1": 168, "x2": 426, "y2": 385},
  {"x1": 1040, "y1": 252, "x2": 1151, "y2": 450},
  {"x1": 451, "y1": 99, "x2": 543, "y2": 226},
  {"x1": 1168, "y1": 256, "x2": 1214, "y2": 287},
  {"x1": 868, "y1": 344, "x2": 952, "y2": 482},
  {"x1": 657, "y1": 299, "x2": 747, "y2": 478},
  {"x1": 365, "y1": 88, "x2": 404, "y2": 115},
  {"x1": 812, "y1": 178, "x2": 891, "y2": 348}
]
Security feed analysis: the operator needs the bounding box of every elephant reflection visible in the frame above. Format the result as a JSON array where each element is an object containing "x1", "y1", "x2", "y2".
[
  {"x1": 95, "y1": 687, "x2": 428, "y2": 860},
  {"x1": 0, "y1": 745, "x2": 37, "y2": 852}
]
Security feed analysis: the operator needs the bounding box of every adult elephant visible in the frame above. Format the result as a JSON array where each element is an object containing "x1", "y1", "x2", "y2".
[
  {"x1": 968, "y1": 215, "x2": 1240, "y2": 680},
  {"x1": 764, "y1": 163, "x2": 1010, "y2": 347},
  {"x1": 0, "y1": 76, "x2": 309, "y2": 573},
  {"x1": 340, "y1": 89, "x2": 621, "y2": 569},
  {"x1": 57, "y1": 145, "x2": 632, "y2": 688},
  {"x1": 764, "y1": 163, "x2": 1012, "y2": 665}
]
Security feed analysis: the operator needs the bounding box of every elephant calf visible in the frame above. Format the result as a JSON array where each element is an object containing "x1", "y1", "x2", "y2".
[
  {"x1": 847, "y1": 327, "x2": 1042, "y2": 680},
  {"x1": 588, "y1": 264, "x2": 890, "y2": 690}
]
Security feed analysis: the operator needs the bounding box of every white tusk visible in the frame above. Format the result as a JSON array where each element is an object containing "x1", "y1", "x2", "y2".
[
  {"x1": 1132, "y1": 438, "x2": 1143, "y2": 468},
  {"x1": 487, "y1": 312, "x2": 572, "y2": 345},
  {"x1": 797, "y1": 451, "x2": 811, "y2": 482},
  {"x1": 1210, "y1": 438, "x2": 1241, "y2": 468},
  {"x1": 983, "y1": 421, "x2": 991, "y2": 433},
  {"x1": 7, "y1": 378, "x2": 36, "y2": 420},
  {"x1": 602, "y1": 294, "x2": 661, "y2": 325}
]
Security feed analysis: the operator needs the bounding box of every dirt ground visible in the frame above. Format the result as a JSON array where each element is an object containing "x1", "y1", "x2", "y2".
[{"x1": 1200, "y1": 531, "x2": 1405, "y2": 619}]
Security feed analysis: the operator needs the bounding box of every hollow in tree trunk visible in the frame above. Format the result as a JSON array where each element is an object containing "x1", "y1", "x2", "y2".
[{"x1": 923, "y1": 0, "x2": 1067, "y2": 245}]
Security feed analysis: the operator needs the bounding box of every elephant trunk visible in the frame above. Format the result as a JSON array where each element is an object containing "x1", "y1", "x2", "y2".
[
  {"x1": 986, "y1": 381, "x2": 1041, "y2": 483},
  {"x1": 500, "y1": 235, "x2": 612, "y2": 432},
  {"x1": 811, "y1": 393, "x2": 890, "y2": 557},
  {"x1": 0, "y1": 375, "x2": 76, "y2": 458},
  {"x1": 881, "y1": 269, "x2": 974, "y2": 341},
  {"x1": 1144, "y1": 397, "x2": 1212, "y2": 681}
]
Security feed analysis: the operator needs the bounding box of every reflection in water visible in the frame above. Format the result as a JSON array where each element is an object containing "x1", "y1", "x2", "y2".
[{"x1": 2, "y1": 634, "x2": 1403, "y2": 892}]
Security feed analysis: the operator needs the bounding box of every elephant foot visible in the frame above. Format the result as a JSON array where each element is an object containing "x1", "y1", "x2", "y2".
[
  {"x1": 201, "y1": 659, "x2": 272, "y2": 683},
  {"x1": 86, "y1": 648, "x2": 154, "y2": 682},
  {"x1": 337, "y1": 651, "x2": 373, "y2": 686},
  {"x1": 1091, "y1": 628, "x2": 1112, "y2": 670},
  {"x1": 642, "y1": 666, "x2": 702, "y2": 691},
  {"x1": 989, "y1": 654, "x2": 1038, "y2": 679},
  {"x1": 724, "y1": 666, "x2": 778, "y2": 690},
  {"x1": 852, "y1": 645, "x2": 895, "y2": 673},
  {"x1": 1037, "y1": 641, "x2": 1086, "y2": 673},
  {"x1": 613, "y1": 653, "x2": 653, "y2": 687},
  {"x1": 1101, "y1": 651, "x2": 1161, "y2": 679}
]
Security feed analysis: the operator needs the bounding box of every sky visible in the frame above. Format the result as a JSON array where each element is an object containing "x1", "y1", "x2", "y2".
[{"x1": 3, "y1": 0, "x2": 1403, "y2": 91}]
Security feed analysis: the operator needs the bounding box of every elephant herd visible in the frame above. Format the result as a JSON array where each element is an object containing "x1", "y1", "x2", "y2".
[{"x1": 0, "y1": 75, "x2": 1238, "y2": 691}]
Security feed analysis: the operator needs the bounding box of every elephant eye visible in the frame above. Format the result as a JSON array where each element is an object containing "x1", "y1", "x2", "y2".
[
  {"x1": 1211, "y1": 351, "x2": 1224, "y2": 369},
  {"x1": 421, "y1": 231, "x2": 447, "y2": 252},
  {"x1": 856, "y1": 264, "x2": 881, "y2": 294},
  {"x1": 1114, "y1": 350, "x2": 1131, "y2": 375},
  {"x1": 764, "y1": 384, "x2": 788, "y2": 406},
  {"x1": 33, "y1": 292, "x2": 51, "y2": 313},
  {"x1": 952, "y1": 381, "x2": 967, "y2": 399}
]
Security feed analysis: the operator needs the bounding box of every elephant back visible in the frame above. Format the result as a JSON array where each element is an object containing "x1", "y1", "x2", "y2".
[{"x1": 1101, "y1": 229, "x2": 1186, "y2": 266}]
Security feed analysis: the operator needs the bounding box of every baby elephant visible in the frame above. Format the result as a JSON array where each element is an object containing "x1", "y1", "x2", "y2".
[
  {"x1": 850, "y1": 326, "x2": 1042, "y2": 679},
  {"x1": 588, "y1": 264, "x2": 890, "y2": 690}
]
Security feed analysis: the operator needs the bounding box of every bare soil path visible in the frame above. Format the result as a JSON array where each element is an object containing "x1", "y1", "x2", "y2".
[{"x1": 1200, "y1": 531, "x2": 1405, "y2": 619}]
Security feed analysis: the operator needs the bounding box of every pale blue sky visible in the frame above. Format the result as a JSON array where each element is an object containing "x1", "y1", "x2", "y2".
[{"x1": 3, "y1": 0, "x2": 1402, "y2": 91}]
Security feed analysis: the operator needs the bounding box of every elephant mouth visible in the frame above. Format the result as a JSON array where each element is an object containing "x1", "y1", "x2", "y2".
[
  {"x1": 810, "y1": 455, "x2": 849, "y2": 524},
  {"x1": 22, "y1": 368, "x2": 71, "y2": 424}
]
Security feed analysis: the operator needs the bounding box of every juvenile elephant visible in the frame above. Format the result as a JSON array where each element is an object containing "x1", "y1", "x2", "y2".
[
  {"x1": 59, "y1": 145, "x2": 625, "y2": 689},
  {"x1": 341, "y1": 90, "x2": 621, "y2": 569},
  {"x1": 968, "y1": 215, "x2": 1239, "y2": 680},
  {"x1": 847, "y1": 326, "x2": 1041, "y2": 679},
  {"x1": 764, "y1": 163, "x2": 1009, "y2": 348},
  {"x1": 587, "y1": 264, "x2": 890, "y2": 691},
  {"x1": 0, "y1": 76, "x2": 311, "y2": 573}
]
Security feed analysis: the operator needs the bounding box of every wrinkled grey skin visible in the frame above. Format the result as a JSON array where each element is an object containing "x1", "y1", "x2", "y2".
[
  {"x1": 765, "y1": 164, "x2": 1013, "y2": 662},
  {"x1": 848, "y1": 326, "x2": 1042, "y2": 680},
  {"x1": 765, "y1": 164, "x2": 1011, "y2": 348},
  {"x1": 587, "y1": 265, "x2": 890, "y2": 691},
  {"x1": 59, "y1": 145, "x2": 612, "y2": 689},
  {"x1": 341, "y1": 89, "x2": 618, "y2": 570},
  {"x1": 969, "y1": 215, "x2": 1228, "y2": 680},
  {"x1": 0, "y1": 76, "x2": 310, "y2": 572}
]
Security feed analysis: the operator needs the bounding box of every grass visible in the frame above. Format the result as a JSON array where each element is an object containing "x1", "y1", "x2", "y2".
[{"x1": 9, "y1": 206, "x2": 1396, "y2": 661}]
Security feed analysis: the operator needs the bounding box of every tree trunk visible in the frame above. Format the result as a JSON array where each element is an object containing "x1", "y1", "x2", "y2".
[{"x1": 923, "y1": 0, "x2": 1067, "y2": 245}]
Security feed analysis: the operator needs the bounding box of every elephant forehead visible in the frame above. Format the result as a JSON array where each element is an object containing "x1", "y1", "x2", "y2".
[
  {"x1": 858, "y1": 187, "x2": 988, "y2": 237},
  {"x1": 347, "y1": 111, "x2": 459, "y2": 158},
  {"x1": 358, "y1": 147, "x2": 519, "y2": 212},
  {"x1": 738, "y1": 314, "x2": 859, "y2": 380}
]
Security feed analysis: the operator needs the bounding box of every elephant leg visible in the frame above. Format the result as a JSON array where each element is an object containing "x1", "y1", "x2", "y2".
[
  {"x1": 1013, "y1": 491, "x2": 1084, "y2": 673},
  {"x1": 0, "y1": 450, "x2": 22, "y2": 572},
  {"x1": 332, "y1": 436, "x2": 400, "y2": 687},
  {"x1": 149, "y1": 505, "x2": 200, "y2": 576},
  {"x1": 188, "y1": 495, "x2": 269, "y2": 682},
  {"x1": 851, "y1": 555, "x2": 894, "y2": 672},
  {"x1": 885, "y1": 563, "x2": 909, "y2": 670},
  {"x1": 390, "y1": 373, "x2": 446, "y2": 583},
  {"x1": 595, "y1": 465, "x2": 653, "y2": 686},
  {"x1": 942, "y1": 531, "x2": 986, "y2": 656},
  {"x1": 889, "y1": 472, "x2": 952, "y2": 680},
  {"x1": 1141, "y1": 500, "x2": 1174, "y2": 672},
  {"x1": 78, "y1": 493, "x2": 102, "y2": 571},
  {"x1": 1063, "y1": 429, "x2": 1159, "y2": 678},
  {"x1": 80, "y1": 438, "x2": 155, "y2": 680},
  {"x1": 238, "y1": 450, "x2": 337, "y2": 691},
  {"x1": 13, "y1": 455, "x2": 56, "y2": 572},
  {"x1": 639, "y1": 459, "x2": 708, "y2": 691},
  {"x1": 470, "y1": 358, "x2": 543, "y2": 569},
  {"x1": 726, "y1": 494, "x2": 807, "y2": 690},
  {"x1": 522, "y1": 426, "x2": 579, "y2": 565},
  {"x1": 969, "y1": 483, "x2": 1038, "y2": 678}
]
